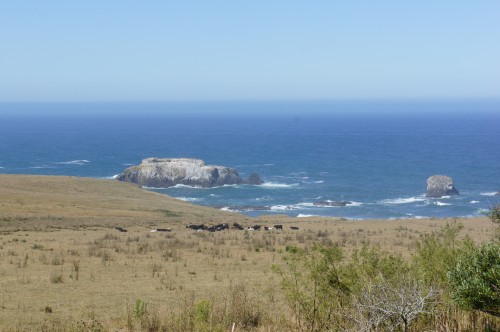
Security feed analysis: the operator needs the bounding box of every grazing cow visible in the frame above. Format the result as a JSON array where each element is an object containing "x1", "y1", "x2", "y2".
[
  {"x1": 252, "y1": 225, "x2": 261, "y2": 230},
  {"x1": 290, "y1": 226, "x2": 299, "y2": 230},
  {"x1": 187, "y1": 224, "x2": 207, "y2": 231},
  {"x1": 115, "y1": 227, "x2": 127, "y2": 233},
  {"x1": 232, "y1": 223, "x2": 244, "y2": 230},
  {"x1": 274, "y1": 224, "x2": 283, "y2": 230},
  {"x1": 264, "y1": 226, "x2": 273, "y2": 231}
]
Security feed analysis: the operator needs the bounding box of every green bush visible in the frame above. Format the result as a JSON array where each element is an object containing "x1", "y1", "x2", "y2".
[{"x1": 448, "y1": 242, "x2": 500, "y2": 317}]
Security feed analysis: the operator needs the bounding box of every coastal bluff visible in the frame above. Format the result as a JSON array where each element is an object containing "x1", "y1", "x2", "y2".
[
  {"x1": 116, "y1": 158, "x2": 263, "y2": 188},
  {"x1": 426, "y1": 175, "x2": 459, "y2": 198}
]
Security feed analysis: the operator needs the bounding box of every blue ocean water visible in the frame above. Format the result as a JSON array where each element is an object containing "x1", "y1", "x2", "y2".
[{"x1": 1, "y1": 101, "x2": 499, "y2": 220}]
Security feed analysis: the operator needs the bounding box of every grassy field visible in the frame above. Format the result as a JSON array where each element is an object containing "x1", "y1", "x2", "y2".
[{"x1": 0, "y1": 175, "x2": 497, "y2": 331}]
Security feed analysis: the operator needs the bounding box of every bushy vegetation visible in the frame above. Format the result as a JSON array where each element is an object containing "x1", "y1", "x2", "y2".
[{"x1": 274, "y1": 212, "x2": 500, "y2": 331}]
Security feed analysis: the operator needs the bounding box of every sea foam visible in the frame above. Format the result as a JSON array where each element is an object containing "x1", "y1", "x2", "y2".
[
  {"x1": 55, "y1": 160, "x2": 91, "y2": 165},
  {"x1": 481, "y1": 192, "x2": 498, "y2": 196},
  {"x1": 379, "y1": 196, "x2": 426, "y2": 205}
]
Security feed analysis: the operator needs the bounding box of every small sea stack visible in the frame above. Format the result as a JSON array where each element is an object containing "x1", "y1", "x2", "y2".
[
  {"x1": 426, "y1": 175, "x2": 459, "y2": 198},
  {"x1": 116, "y1": 158, "x2": 263, "y2": 188}
]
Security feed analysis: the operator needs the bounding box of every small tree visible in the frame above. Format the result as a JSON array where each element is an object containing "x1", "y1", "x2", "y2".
[
  {"x1": 487, "y1": 203, "x2": 500, "y2": 240},
  {"x1": 448, "y1": 242, "x2": 500, "y2": 317},
  {"x1": 353, "y1": 276, "x2": 436, "y2": 332},
  {"x1": 273, "y1": 244, "x2": 350, "y2": 332}
]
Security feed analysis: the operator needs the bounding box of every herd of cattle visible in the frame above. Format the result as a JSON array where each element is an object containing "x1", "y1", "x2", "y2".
[
  {"x1": 185, "y1": 222, "x2": 299, "y2": 232},
  {"x1": 115, "y1": 223, "x2": 299, "y2": 233}
]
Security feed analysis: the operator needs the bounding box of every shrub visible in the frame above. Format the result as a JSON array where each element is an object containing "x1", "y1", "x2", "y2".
[{"x1": 448, "y1": 242, "x2": 500, "y2": 317}]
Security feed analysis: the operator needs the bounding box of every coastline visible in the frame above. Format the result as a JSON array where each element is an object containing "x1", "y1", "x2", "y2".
[{"x1": 0, "y1": 174, "x2": 497, "y2": 330}]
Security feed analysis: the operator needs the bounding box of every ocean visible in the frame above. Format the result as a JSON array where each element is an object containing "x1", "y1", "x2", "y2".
[{"x1": 1, "y1": 101, "x2": 499, "y2": 220}]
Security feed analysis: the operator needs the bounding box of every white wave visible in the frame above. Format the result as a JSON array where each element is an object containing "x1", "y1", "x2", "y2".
[
  {"x1": 261, "y1": 182, "x2": 299, "y2": 189},
  {"x1": 103, "y1": 174, "x2": 119, "y2": 179},
  {"x1": 379, "y1": 196, "x2": 426, "y2": 205},
  {"x1": 470, "y1": 200, "x2": 480, "y2": 204},
  {"x1": 220, "y1": 207, "x2": 237, "y2": 212},
  {"x1": 255, "y1": 196, "x2": 272, "y2": 201},
  {"x1": 30, "y1": 165, "x2": 57, "y2": 169},
  {"x1": 314, "y1": 180, "x2": 325, "y2": 184},
  {"x1": 297, "y1": 214, "x2": 319, "y2": 218},
  {"x1": 481, "y1": 192, "x2": 498, "y2": 196},
  {"x1": 435, "y1": 201, "x2": 452, "y2": 206},
  {"x1": 123, "y1": 163, "x2": 134, "y2": 166},
  {"x1": 270, "y1": 205, "x2": 299, "y2": 211},
  {"x1": 346, "y1": 201, "x2": 363, "y2": 207},
  {"x1": 413, "y1": 216, "x2": 429, "y2": 219},
  {"x1": 296, "y1": 202, "x2": 315, "y2": 207},
  {"x1": 0, "y1": 166, "x2": 4, "y2": 169},
  {"x1": 54, "y1": 160, "x2": 91, "y2": 165},
  {"x1": 209, "y1": 194, "x2": 220, "y2": 197},
  {"x1": 176, "y1": 197, "x2": 202, "y2": 202}
]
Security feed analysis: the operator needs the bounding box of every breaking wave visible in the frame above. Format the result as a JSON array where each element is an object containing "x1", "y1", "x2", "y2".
[
  {"x1": 379, "y1": 196, "x2": 426, "y2": 205},
  {"x1": 435, "y1": 201, "x2": 452, "y2": 206},
  {"x1": 481, "y1": 192, "x2": 498, "y2": 196},
  {"x1": 177, "y1": 197, "x2": 202, "y2": 202},
  {"x1": 297, "y1": 214, "x2": 319, "y2": 218},
  {"x1": 54, "y1": 160, "x2": 91, "y2": 165}
]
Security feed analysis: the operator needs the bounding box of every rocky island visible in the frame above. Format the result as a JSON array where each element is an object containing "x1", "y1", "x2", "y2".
[
  {"x1": 426, "y1": 175, "x2": 459, "y2": 198},
  {"x1": 116, "y1": 158, "x2": 263, "y2": 188}
]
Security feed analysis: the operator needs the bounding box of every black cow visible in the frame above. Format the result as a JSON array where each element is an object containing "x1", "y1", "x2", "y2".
[
  {"x1": 274, "y1": 224, "x2": 283, "y2": 230},
  {"x1": 115, "y1": 227, "x2": 127, "y2": 233},
  {"x1": 290, "y1": 226, "x2": 299, "y2": 230},
  {"x1": 232, "y1": 223, "x2": 244, "y2": 230}
]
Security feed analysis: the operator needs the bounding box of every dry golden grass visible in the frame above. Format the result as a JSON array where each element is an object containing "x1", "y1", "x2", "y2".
[{"x1": 0, "y1": 175, "x2": 497, "y2": 331}]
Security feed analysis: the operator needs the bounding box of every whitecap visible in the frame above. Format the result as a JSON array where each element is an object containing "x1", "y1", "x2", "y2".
[
  {"x1": 346, "y1": 201, "x2": 363, "y2": 207},
  {"x1": 379, "y1": 196, "x2": 426, "y2": 205},
  {"x1": 176, "y1": 197, "x2": 202, "y2": 202},
  {"x1": 413, "y1": 216, "x2": 429, "y2": 219},
  {"x1": 297, "y1": 214, "x2": 319, "y2": 218},
  {"x1": 0, "y1": 166, "x2": 4, "y2": 169},
  {"x1": 481, "y1": 192, "x2": 498, "y2": 196},
  {"x1": 314, "y1": 180, "x2": 325, "y2": 184},
  {"x1": 123, "y1": 163, "x2": 134, "y2": 166},
  {"x1": 261, "y1": 182, "x2": 299, "y2": 189},
  {"x1": 30, "y1": 165, "x2": 57, "y2": 169},
  {"x1": 220, "y1": 207, "x2": 236, "y2": 212},
  {"x1": 270, "y1": 205, "x2": 299, "y2": 211},
  {"x1": 54, "y1": 160, "x2": 91, "y2": 165},
  {"x1": 103, "y1": 174, "x2": 119, "y2": 180},
  {"x1": 470, "y1": 200, "x2": 480, "y2": 204},
  {"x1": 435, "y1": 201, "x2": 451, "y2": 206},
  {"x1": 296, "y1": 202, "x2": 315, "y2": 207}
]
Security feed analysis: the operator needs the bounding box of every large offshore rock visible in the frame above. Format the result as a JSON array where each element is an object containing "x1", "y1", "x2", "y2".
[
  {"x1": 426, "y1": 175, "x2": 459, "y2": 198},
  {"x1": 116, "y1": 158, "x2": 262, "y2": 188}
]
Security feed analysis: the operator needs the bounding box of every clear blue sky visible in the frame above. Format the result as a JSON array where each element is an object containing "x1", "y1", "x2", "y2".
[{"x1": 1, "y1": 1, "x2": 499, "y2": 102}]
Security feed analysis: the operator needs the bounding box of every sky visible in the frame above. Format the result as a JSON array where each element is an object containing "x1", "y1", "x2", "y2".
[{"x1": 0, "y1": 1, "x2": 499, "y2": 102}]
